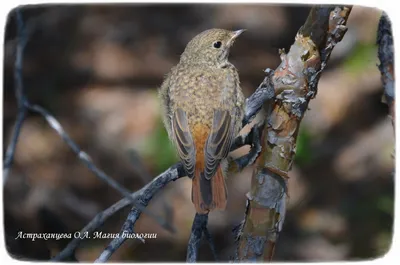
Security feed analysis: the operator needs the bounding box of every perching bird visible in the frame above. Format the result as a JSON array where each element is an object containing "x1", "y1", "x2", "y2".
[{"x1": 159, "y1": 28, "x2": 245, "y2": 214}]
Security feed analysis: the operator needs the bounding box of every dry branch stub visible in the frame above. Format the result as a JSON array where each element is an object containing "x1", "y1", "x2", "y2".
[{"x1": 377, "y1": 12, "x2": 395, "y2": 128}]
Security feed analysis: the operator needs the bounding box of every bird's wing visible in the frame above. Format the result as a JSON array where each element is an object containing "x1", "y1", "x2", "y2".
[
  {"x1": 158, "y1": 73, "x2": 174, "y2": 139},
  {"x1": 204, "y1": 109, "x2": 235, "y2": 180},
  {"x1": 172, "y1": 108, "x2": 196, "y2": 178}
]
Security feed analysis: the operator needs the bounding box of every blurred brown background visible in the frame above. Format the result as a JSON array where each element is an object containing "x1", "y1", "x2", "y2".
[{"x1": 3, "y1": 4, "x2": 394, "y2": 262}]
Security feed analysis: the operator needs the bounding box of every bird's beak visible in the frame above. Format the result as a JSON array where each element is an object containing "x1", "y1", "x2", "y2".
[
  {"x1": 233, "y1": 29, "x2": 246, "y2": 38},
  {"x1": 228, "y1": 29, "x2": 246, "y2": 46}
]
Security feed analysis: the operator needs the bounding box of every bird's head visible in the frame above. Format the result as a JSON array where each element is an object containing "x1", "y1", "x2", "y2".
[{"x1": 180, "y1": 28, "x2": 245, "y2": 67}]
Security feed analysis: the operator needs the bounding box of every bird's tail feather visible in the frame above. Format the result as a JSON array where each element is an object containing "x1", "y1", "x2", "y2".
[{"x1": 192, "y1": 166, "x2": 227, "y2": 214}]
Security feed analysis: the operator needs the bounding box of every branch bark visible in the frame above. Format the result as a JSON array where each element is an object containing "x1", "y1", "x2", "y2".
[
  {"x1": 377, "y1": 12, "x2": 395, "y2": 130},
  {"x1": 186, "y1": 214, "x2": 209, "y2": 262},
  {"x1": 236, "y1": 6, "x2": 352, "y2": 262}
]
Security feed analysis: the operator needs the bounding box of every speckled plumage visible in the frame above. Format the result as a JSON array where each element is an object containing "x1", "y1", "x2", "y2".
[{"x1": 159, "y1": 28, "x2": 245, "y2": 213}]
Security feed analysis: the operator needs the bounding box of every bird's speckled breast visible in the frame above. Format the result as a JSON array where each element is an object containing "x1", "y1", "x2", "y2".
[{"x1": 169, "y1": 63, "x2": 244, "y2": 132}]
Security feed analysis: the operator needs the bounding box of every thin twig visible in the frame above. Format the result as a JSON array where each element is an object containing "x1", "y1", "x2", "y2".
[
  {"x1": 186, "y1": 213, "x2": 209, "y2": 263},
  {"x1": 94, "y1": 163, "x2": 184, "y2": 262},
  {"x1": 203, "y1": 226, "x2": 218, "y2": 261},
  {"x1": 3, "y1": 108, "x2": 26, "y2": 183},
  {"x1": 94, "y1": 208, "x2": 144, "y2": 263}
]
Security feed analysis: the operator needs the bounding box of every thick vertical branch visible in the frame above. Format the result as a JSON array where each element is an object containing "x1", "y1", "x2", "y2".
[{"x1": 236, "y1": 6, "x2": 352, "y2": 262}]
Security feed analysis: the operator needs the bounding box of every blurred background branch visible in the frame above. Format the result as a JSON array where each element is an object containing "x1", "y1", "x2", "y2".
[{"x1": 3, "y1": 9, "x2": 27, "y2": 183}]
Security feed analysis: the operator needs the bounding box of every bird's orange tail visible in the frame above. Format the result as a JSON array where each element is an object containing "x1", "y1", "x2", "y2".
[{"x1": 192, "y1": 166, "x2": 227, "y2": 214}]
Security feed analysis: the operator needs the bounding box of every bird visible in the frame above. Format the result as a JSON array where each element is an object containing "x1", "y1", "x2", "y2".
[{"x1": 159, "y1": 28, "x2": 245, "y2": 214}]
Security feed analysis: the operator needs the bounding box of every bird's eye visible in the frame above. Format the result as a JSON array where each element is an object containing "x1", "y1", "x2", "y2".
[{"x1": 213, "y1": 41, "x2": 222, "y2": 49}]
